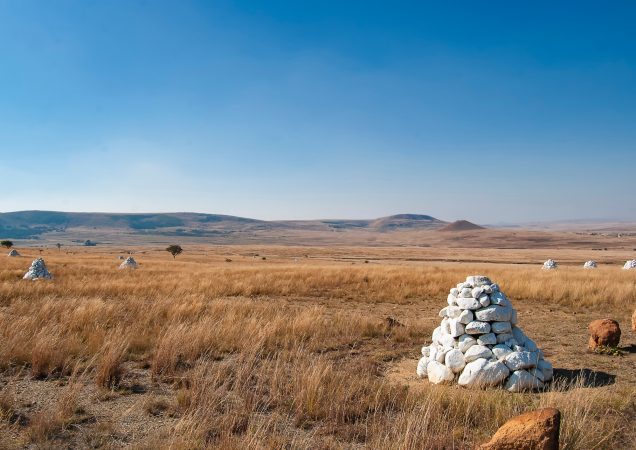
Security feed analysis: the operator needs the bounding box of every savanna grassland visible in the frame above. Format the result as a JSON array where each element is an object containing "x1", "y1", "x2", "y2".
[{"x1": 0, "y1": 246, "x2": 635, "y2": 449}]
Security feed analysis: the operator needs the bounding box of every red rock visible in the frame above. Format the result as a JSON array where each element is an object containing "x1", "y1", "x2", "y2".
[
  {"x1": 588, "y1": 318, "x2": 621, "y2": 350},
  {"x1": 479, "y1": 408, "x2": 560, "y2": 450}
]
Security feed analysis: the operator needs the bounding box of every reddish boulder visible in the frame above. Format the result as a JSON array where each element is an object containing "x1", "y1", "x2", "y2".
[
  {"x1": 479, "y1": 408, "x2": 560, "y2": 450},
  {"x1": 588, "y1": 319, "x2": 621, "y2": 350}
]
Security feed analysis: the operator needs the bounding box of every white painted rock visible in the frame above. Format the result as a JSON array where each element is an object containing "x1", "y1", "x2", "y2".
[
  {"x1": 503, "y1": 351, "x2": 538, "y2": 371},
  {"x1": 491, "y1": 321, "x2": 512, "y2": 334},
  {"x1": 466, "y1": 275, "x2": 492, "y2": 287},
  {"x1": 456, "y1": 297, "x2": 481, "y2": 310},
  {"x1": 427, "y1": 361, "x2": 455, "y2": 384},
  {"x1": 458, "y1": 309, "x2": 474, "y2": 325},
  {"x1": 464, "y1": 345, "x2": 493, "y2": 362},
  {"x1": 445, "y1": 349, "x2": 466, "y2": 373},
  {"x1": 504, "y1": 369, "x2": 544, "y2": 392},
  {"x1": 458, "y1": 334, "x2": 477, "y2": 353},
  {"x1": 477, "y1": 333, "x2": 497, "y2": 346},
  {"x1": 475, "y1": 305, "x2": 512, "y2": 322},
  {"x1": 492, "y1": 344, "x2": 513, "y2": 360},
  {"x1": 449, "y1": 319, "x2": 465, "y2": 337},
  {"x1": 465, "y1": 321, "x2": 491, "y2": 335},
  {"x1": 416, "y1": 357, "x2": 429, "y2": 378}
]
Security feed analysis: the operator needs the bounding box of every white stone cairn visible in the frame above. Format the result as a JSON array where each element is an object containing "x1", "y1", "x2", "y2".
[
  {"x1": 623, "y1": 260, "x2": 636, "y2": 270},
  {"x1": 23, "y1": 258, "x2": 53, "y2": 280},
  {"x1": 8, "y1": 249, "x2": 20, "y2": 257},
  {"x1": 542, "y1": 259, "x2": 558, "y2": 270},
  {"x1": 583, "y1": 260, "x2": 597, "y2": 269},
  {"x1": 417, "y1": 275, "x2": 553, "y2": 391},
  {"x1": 119, "y1": 256, "x2": 138, "y2": 269}
]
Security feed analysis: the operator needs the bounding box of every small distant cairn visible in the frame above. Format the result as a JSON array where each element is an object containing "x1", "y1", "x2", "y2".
[
  {"x1": 8, "y1": 249, "x2": 20, "y2": 257},
  {"x1": 118, "y1": 255, "x2": 125, "y2": 260},
  {"x1": 417, "y1": 275, "x2": 553, "y2": 391},
  {"x1": 23, "y1": 258, "x2": 53, "y2": 280},
  {"x1": 542, "y1": 259, "x2": 558, "y2": 270},
  {"x1": 119, "y1": 256, "x2": 138, "y2": 269},
  {"x1": 583, "y1": 260, "x2": 597, "y2": 269},
  {"x1": 623, "y1": 260, "x2": 636, "y2": 270}
]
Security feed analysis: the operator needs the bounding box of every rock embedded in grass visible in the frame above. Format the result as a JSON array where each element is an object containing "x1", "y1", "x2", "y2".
[
  {"x1": 417, "y1": 275, "x2": 552, "y2": 391},
  {"x1": 588, "y1": 318, "x2": 621, "y2": 350}
]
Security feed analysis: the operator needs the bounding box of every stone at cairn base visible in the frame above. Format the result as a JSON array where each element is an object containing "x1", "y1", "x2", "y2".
[
  {"x1": 583, "y1": 260, "x2": 597, "y2": 269},
  {"x1": 119, "y1": 257, "x2": 138, "y2": 269},
  {"x1": 23, "y1": 258, "x2": 53, "y2": 280},
  {"x1": 417, "y1": 275, "x2": 552, "y2": 391},
  {"x1": 623, "y1": 260, "x2": 636, "y2": 270},
  {"x1": 542, "y1": 260, "x2": 558, "y2": 270},
  {"x1": 8, "y1": 249, "x2": 20, "y2": 257}
]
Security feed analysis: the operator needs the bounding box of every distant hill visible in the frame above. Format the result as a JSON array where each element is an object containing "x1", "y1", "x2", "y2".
[
  {"x1": 0, "y1": 210, "x2": 446, "y2": 240},
  {"x1": 439, "y1": 220, "x2": 485, "y2": 232}
]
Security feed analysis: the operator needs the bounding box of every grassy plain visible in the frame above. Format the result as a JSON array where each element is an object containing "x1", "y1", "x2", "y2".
[{"x1": 0, "y1": 245, "x2": 635, "y2": 449}]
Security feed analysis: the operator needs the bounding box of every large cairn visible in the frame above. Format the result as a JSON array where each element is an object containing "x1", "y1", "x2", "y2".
[
  {"x1": 119, "y1": 256, "x2": 138, "y2": 269},
  {"x1": 23, "y1": 258, "x2": 53, "y2": 280},
  {"x1": 623, "y1": 260, "x2": 636, "y2": 270},
  {"x1": 542, "y1": 260, "x2": 558, "y2": 270},
  {"x1": 417, "y1": 276, "x2": 553, "y2": 391},
  {"x1": 583, "y1": 260, "x2": 597, "y2": 269},
  {"x1": 8, "y1": 249, "x2": 20, "y2": 257}
]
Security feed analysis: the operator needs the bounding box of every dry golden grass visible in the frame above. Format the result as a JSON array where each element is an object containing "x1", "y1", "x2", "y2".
[{"x1": 0, "y1": 246, "x2": 634, "y2": 448}]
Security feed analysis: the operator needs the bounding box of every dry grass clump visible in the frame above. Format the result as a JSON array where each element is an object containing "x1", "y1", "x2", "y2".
[{"x1": 26, "y1": 381, "x2": 85, "y2": 443}]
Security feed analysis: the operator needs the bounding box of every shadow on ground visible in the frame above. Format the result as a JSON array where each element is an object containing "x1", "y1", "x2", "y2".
[
  {"x1": 553, "y1": 368, "x2": 616, "y2": 388},
  {"x1": 619, "y1": 344, "x2": 636, "y2": 354}
]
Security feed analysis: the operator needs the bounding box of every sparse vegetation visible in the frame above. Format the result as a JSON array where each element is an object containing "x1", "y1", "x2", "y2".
[
  {"x1": 0, "y1": 247, "x2": 634, "y2": 448},
  {"x1": 166, "y1": 244, "x2": 183, "y2": 259}
]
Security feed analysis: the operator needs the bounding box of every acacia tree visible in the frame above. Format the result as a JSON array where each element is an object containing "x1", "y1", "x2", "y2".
[
  {"x1": 166, "y1": 244, "x2": 183, "y2": 259},
  {"x1": 1, "y1": 240, "x2": 13, "y2": 249},
  {"x1": 56, "y1": 243, "x2": 62, "y2": 251}
]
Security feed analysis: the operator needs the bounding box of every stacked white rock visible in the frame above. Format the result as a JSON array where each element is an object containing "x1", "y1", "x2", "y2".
[
  {"x1": 23, "y1": 258, "x2": 53, "y2": 280},
  {"x1": 119, "y1": 256, "x2": 138, "y2": 269},
  {"x1": 542, "y1": 259, "x2": 558, "y2": 270},
  {"x1": 8, "y1": 249, "x2": 20, "y2": 257},
  {"x1": 583, "y1": 260, "x2": 597, "y2": 269},
  {"x1": 623, "y1": 260, "x2": 636, "y2": 270},
  {"x1": 417, "y1": 275, "x2": 553, "y2": 392}
]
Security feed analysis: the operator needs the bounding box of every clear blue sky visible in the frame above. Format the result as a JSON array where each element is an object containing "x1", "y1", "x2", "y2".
[{"x1": 1, "y1": 1, "x2": 635, "y2": 222}]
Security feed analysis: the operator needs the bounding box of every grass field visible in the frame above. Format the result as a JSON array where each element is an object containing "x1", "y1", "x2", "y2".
[{"x1": 0, "y1": 246, "x2": 635, "y2": 449}]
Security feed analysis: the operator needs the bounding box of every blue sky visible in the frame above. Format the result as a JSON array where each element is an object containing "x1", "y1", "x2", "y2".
[{"x1": 1, "y1": 1, "x2": 635, "y2": 222}]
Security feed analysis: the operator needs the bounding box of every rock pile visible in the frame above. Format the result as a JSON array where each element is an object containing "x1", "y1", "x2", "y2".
[
  {"x1": 8, "y1": 249, "x2": 20, "y2": 257},
  {"x1": 542, "y1": 259, "x2": 558, "y2": 270},
  {"x1": 23, "y1": 258, "x2": 53, "y2": 280},
  {"x1": 583, "y1": 260, "x2": 597, "y2": 269},
  {"x1": 119, "y1": 256, "x2": 138, "y2": 269},
  {"x1": 623, "y1": 260, "x2": 636, "y2": 270},
  {"x1": 417, "y1": 275, "x2": 553, "y2": 391}
]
